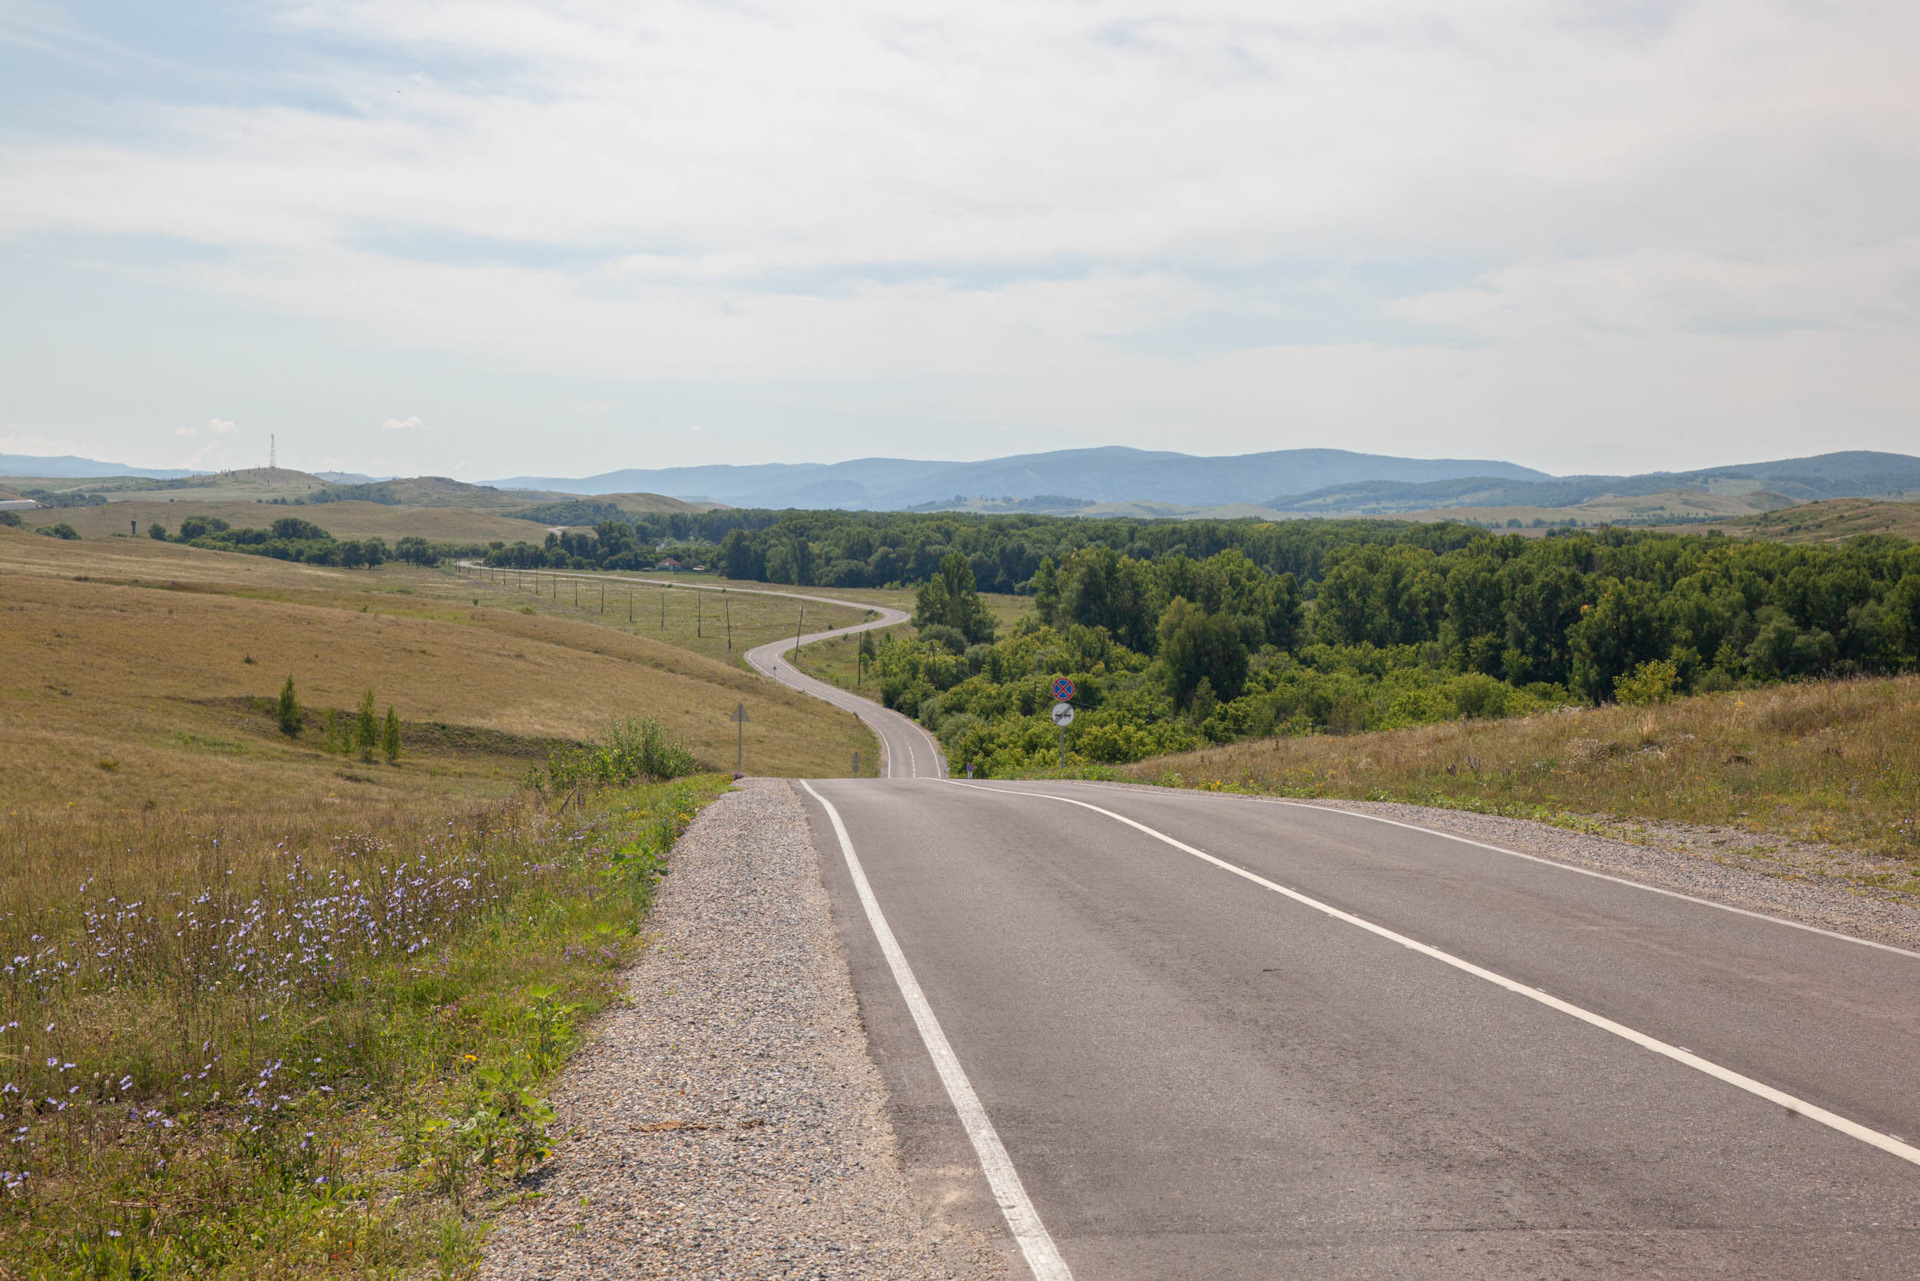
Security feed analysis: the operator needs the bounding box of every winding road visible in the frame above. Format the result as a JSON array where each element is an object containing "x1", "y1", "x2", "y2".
[{"x1": 484, "y1": 564, "x2": 1920, "y2": 1277}]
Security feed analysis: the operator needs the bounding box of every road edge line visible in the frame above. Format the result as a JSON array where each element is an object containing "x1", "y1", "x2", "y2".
[
  {"x1": 1012, "y1": 778, "x2": 1920, "y2": 962},
  {"x1": 799, "y1": 780, "x2": 1073, "y2": 1280},
  {"x1": 952, "y1": 780, "x2": 1920, "y2": 1173}
]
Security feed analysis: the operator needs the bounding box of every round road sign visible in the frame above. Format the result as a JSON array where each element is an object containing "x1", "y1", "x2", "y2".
[
  {"x1": 1051, "y1": 701, "x2": 1076, "y2": 727},
  {"x1": 1050, "y1": 676, "x2": 1076, "y2": 702}
]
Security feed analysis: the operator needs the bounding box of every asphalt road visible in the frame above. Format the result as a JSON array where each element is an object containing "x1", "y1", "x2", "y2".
[
  {"x1": 475, "y1": 568, "x2": 1920, "y2": 1275},
  {"x1": 793, "y1": 778, "x2": 1920, "y2": 1278}
]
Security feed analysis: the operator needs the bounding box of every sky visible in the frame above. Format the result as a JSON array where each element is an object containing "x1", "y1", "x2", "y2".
[{"x1": 2, "y1": 0, "x2": 1917, "y2": 481}]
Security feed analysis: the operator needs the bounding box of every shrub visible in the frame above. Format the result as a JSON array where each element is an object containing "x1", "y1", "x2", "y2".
[
  {"x1": 533, "y1": 717, "x2": 700, "y2": 792},
  {"x1": 382, "y1": 705, "x2": 402, "y2": 763},
  {"x1": 0, "y1": 511, "x2": 21, "y2": 527},
  {"x1": 37, "y1": 522, "x2": 80, "y2": 540},
  {"x1": 1615, "y1": 658, "x2": 1680, "y2": 706}
]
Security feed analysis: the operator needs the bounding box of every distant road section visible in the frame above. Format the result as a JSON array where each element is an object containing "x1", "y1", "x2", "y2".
[
  {"x1": 741, "y1": 605, "x2": 946, "y2": 781},
  {"x1": 461, "y1": 563, "x2": 946, "y2": 779}
]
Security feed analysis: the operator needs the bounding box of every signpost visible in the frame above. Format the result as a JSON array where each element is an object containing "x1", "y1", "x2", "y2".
[
  {"x1": 1050, "y1": 686, "x2": 1075, "y2": 768},
  {"x1": 731, "y1": 702, "x2": 751, "y2": 771}
]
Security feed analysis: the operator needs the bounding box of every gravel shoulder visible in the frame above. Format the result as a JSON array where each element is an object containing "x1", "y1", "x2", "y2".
[{"x1": 479, "y1": 778, "x2": 1007, "y2": 1280}]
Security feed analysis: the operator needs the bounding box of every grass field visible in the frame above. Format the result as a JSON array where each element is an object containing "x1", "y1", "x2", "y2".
[
  {"x1": 19, "y1": 497, "x2": 545, "y2": 544},
  {"x1": 0, "y1": 530, "x2": 876, "y2": 824},
  {"x1": 1121, "y1": 675, "x2": 1920, "y2": 863},
  {"x1": 0, "y1": 764, "x2": 727, "y2": 1275},
  {"x1": 1700, "y1": 497, "x2": 1920, "y2": 544},
  {"x1": 454, "y1": 564, "x2": 879, "y2": 672},
  {"x1": 0, "y1": 522, "x2": 897, "y2": 1274}
]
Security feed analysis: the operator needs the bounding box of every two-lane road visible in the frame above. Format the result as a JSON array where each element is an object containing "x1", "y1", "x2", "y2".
[
  {"x1": 473, "y1": 565, "x2": 1920, "y2": 1274},
  {"x1": 796, "y1": 778, "x2": 1920, "y2": 1279}
]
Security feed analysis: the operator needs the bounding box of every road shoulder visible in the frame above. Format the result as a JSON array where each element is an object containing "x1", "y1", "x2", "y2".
[{"x1": 479, "y1": 778, "x2": 1007, "y2": 1279}]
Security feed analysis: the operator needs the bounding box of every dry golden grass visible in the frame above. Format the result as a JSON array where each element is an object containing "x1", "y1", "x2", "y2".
[
  {"x1": 456, "y1": 564, "x2": 877, "y2": 669},
  {"x1": 22, "y1": 497, "x2": 542, "y2": 543},
  {"x1": 0, "y1": 530, "x2": 874, "y2": 821},
  {"x1": 1125, "y1": 675, "x2": 1920, "y2": 859},
  {"x1": 1703, "y1": 497, "x2": 1920, "y2": 544}
]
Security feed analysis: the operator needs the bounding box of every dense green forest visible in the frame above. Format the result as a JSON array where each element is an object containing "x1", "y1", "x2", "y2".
[
  {"x1": 478, "y1": 508, "x2": 1481, "y2": 590},
  {"x1": 863, "y1": 528, "x2": 1920, "y2": 776}
]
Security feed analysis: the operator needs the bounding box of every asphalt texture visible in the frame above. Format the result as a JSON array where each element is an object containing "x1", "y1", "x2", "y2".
[{"x1": 796, "y1": 778, "x2": 1920, "y2": 1280}]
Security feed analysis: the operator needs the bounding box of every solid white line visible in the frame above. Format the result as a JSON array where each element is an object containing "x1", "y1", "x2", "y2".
[
  {"x1": 1024, "y1": 779, "x2": 1920, "y2": 962},
  {"x1": 800, "y1": 781, "x2": 1073, "y2": 1280},
  {"x1": 951, "y1": 781, "x2": 1920, "y2": 1173},
  {"x1": 1267, "y1": 800, "x2": 1920, "y2": 961}
]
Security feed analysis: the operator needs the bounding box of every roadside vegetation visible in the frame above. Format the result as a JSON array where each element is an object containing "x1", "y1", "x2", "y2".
[
  {"x1": 0, "y1": 732, "x2": 723, "y2": 1275},
  {"x1": 854, "y1": 527, "x2": 1920, "y2": 777},
  {"x1": 1122, "y1": 675, "x2": 1920, "y2": 863}
]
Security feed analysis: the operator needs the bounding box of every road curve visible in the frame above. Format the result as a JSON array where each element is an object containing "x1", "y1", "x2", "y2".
[{"x1": 454, "y1": 563, "x2": 946, "y2": 778}]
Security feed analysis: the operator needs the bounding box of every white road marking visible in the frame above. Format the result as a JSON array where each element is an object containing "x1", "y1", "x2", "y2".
[
  {"x1": 801, "y1": 781, "x2": 1073, "y2": 1281},
  {"x1": 955, "y1": 781, "x2": 1920, "y2": 1174},
  {"x1": 1036, "y1": 779, "x2": 1920, "y2": 963},
  {"x1": 1269, "y1": 800, "x2": 1920, "y2": 962}
]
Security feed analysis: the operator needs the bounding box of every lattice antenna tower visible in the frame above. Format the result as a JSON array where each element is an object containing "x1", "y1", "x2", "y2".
[{"x1": 270, "y1": 434, "x2": 276, "y2": 471}]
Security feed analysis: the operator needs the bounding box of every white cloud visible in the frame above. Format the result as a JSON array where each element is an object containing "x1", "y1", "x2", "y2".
[
  {"x1": 2, "y1": 1, "x2": 1918, "y2": 470},
  {"x1": 0, "y1": 431, "x2": 69, "y2": 454},
  {"x1": 175, "y1": 426, "x2": 197, "y2": 436},
  {"x1": 208, "y1": 418, "x2": 237, "y2": 434}
]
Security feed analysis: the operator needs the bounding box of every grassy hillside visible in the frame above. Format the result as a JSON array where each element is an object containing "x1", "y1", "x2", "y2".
[
  {"x1": 1121, "y1": 675, "x2": 1920, "y2": 862},
  {"x1": 20, "y1": 496, "x2": 542, "y2": 543},
  {"x1": 1704, "y1": 497, "x2": 1920, "y2": 544},
  {"x1": 0, "y1": 530, "x2": 874, "y2": 822},
  {"x1": 1400, "y1": 486, "x2": 1796, "y2": 529}
]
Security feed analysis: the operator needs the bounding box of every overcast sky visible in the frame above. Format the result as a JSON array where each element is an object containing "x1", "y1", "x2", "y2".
[{"x1": 2, "y1": 1, "x2": 1916, "y2": 480}]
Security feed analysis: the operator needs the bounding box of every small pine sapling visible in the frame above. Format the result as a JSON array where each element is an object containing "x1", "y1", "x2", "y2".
[
  {"x1": 276, "y1": 676, "x2": 304, "y2": 737},
  {"x1": 355, "y1": 690, "x2": 379, "y2": 762},
  {"x1": 381, "y1": 705, "x2": 401, "y2": 764}
]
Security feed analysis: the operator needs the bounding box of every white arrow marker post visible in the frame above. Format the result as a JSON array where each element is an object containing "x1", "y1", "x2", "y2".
[{"x1": 731, "y1": 701, "x2": 751, "y2": 771}]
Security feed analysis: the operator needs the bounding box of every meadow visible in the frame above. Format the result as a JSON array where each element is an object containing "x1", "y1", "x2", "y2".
[
  {"x1": 0, "y1": 519, "x2": 893, "y2": 1273},
  {"x1": 0, "y1": 530, "x2": 875, "y2": 823},
  {"x1": 0, "y1": 769, "x2": 725, "y2": 1275}
]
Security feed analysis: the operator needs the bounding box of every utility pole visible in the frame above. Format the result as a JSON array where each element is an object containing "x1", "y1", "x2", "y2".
[{"x1": 724, "y1": 596, "x2": 732, "y2": 650}]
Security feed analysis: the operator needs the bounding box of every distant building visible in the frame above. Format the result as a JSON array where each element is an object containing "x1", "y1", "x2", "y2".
[{"x1": 653, "y1": 557, "x2": 683, "y2": 571}]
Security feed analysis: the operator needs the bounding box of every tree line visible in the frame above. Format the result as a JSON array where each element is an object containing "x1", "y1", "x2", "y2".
[{"x1": 865, "y1": 528, "x2": 1920, "y2": 775}]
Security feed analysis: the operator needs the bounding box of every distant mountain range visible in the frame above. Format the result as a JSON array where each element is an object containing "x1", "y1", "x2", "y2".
[
  {"x1": 1266, "y1": 451, "x2": 1920, "y2": 515},
  {"x1": 8, "y1": 446, "x2": 1918, "y2": 519},
  {"x1": 0, "y1": 453, "x2": 198, "y2": 480},
  {"x1": 489, "y1": 446, "x2": 1920, "y2": 514},
  {"x1": 488, "y1": 447, "x2": 1551, "y2": 509}
]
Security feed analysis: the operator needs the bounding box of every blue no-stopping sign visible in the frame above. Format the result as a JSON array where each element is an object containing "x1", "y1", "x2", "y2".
[{"x1": 1051, "y1": 676, "x2": 1075, "y2": 702}]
